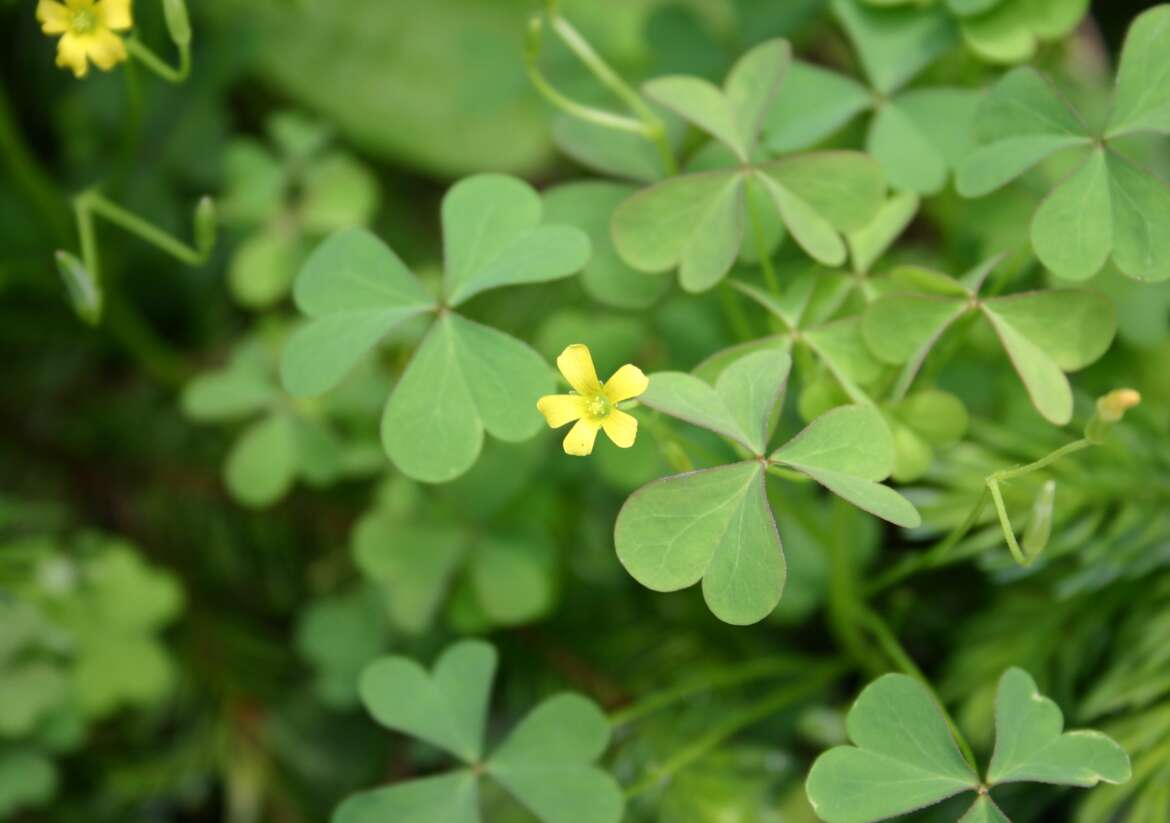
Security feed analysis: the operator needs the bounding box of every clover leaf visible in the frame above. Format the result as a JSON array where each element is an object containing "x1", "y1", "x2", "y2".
[
  {"x1": 334, "y1": 640, "x2": 624, "y2": 823},
  {"x1": 806, "y1": 667, "x2": 1130, "y2": 822},
  {"x1": 856, "y1": 0, "x2": 1090, "y2": 64},
  {"x1": 220, "y1": 111, "x2": 380, "y2": 309},
  {"x1": 612, "y1": 39, "x2": 885, "y2": 291},
  {"x1": 615, "y1": 350, "x2": 918, "y2": 626},
  {"x1": 183, "y1": 334, "x2": 379, "y2": 507},
  {"x1": 957, "y1": 7, "x2": 1170, "y2": 282},
  {"x1": 762, "y1": 1, "x2": 976, "y2": 195},
  {"x1": 862, "y1": 259, "x2": 1115, "y2": 424},
  {"x1": 352, "y1": 504, "x2": 555, "y2": 634},
  {"x1": 281, "y1": 174, "x2": 591, "y2": 483}
]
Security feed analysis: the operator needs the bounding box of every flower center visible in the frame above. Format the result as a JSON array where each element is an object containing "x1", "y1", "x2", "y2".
[
  {"x1": 71, "y1": 8, "x2": 98, "y2": 33},
  {"x1": 585, "y1": 394, "x2": 611, "y2": 420}
]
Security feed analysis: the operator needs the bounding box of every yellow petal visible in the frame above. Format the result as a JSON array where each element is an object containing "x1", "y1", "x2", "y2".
[
  {"x1": 602, "y1": 409, "x2": 638, "y2": 449},
  {"x1": 56, "y1": 32, "x2": 90, "y2": 77},
  {"x1": 99, "y1": 0, "x2": 133, "y2": 30},
  {"x1": 536, "y1": 394, "x2": 586, "y2": 428},
  {"x1": 37, "y1": 0, "x2": 71, "y2": 34},
  {"x1": 84, "y1": 28, "x2": 126, "y2": 71},
  {"x1": 604, "y1": 364, "x2": 649, "y2": 404},
  {"x1": 556, "y1": 344, "x2": 601, "y2": 395},
  {"x1": 562, "y1": 417, "x2": 601, "y2": 456}
]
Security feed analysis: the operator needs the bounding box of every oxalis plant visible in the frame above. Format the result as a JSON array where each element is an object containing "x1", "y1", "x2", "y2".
[{"x1": 10, "y1": 0, "x2": 1170, "y2": 820}]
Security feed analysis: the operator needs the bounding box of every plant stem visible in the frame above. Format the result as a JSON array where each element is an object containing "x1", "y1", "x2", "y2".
[
  {"x1": 125, "y1": 37, "x2": 191, "y2": 84},
  {"x1": 623, "y1": 663, "x2": 844, "y2": 798},
  {"x1": 81, "y1": 190, "x2": 204, "y2": 264},
  {"x1": 608, "y1": 654, "x2": 814, "y2": 727},
  {"x1": 746, "y1": 184, "x2": 781, "y2": 295},
  {"x1": 866, "y1": 488, "x2": 990, "y2": 594}
]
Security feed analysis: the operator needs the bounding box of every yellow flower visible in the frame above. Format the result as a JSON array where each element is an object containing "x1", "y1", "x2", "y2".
[
  {"x1": 537, "y1": 344, "x2": 649, "y2": 456},
  {"x1": 37, "y1": 0, "x2": 133, "y2": 78}
]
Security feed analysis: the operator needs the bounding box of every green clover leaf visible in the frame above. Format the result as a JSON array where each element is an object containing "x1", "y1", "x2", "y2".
[
  {"x1": 806, "y1": 668, "x2": 1130, "y2": 823},
  {"x1": 957, "y1": 8, "x2": 1170, "y2": 282},
  {"x1": 183, "y1": 335, "x2": 371, "y2": 507},
  {"x1": 280, "y1": 174, "x2": 591, "y2": 483},
  {"x1": 353, "y1": 505, "x2": 554, "y2": 634},
  {"x1": 612, "y1": 39, "x2": 885, "y2": 290},
  {"x1": 616, "y1": 350, "x2": 918, "y2": 625},
  {"x1": 334, "y1": 640, "x2": 624, "y2": 823},
  {"x1": 862, "y1": 259, "x2": 1115, "y2": 424},
  {"x1": 764, "y1": 1, "x2": 976, "y2": 195}
]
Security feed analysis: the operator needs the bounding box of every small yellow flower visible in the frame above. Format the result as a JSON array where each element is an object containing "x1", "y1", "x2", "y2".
[
  {"x1": 537, "y1": 344, "x2": 649, "y2": 456},
  {"x1": 37, "y1": 0, "x2": 133, "y2": 78}
]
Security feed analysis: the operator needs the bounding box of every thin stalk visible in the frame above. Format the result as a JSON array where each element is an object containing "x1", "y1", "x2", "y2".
[
  {"x1": 82, "y1": 191, "x2": 204, "y2": 264},
  {"x1": 623, "y1": 664, "x2": 844, "y2": 798},
  {"x1": 866, "y1": 489, "x2": 989, "y2": 594},
  {"x1": 125, "y1": 37, "x2": 191, "y2": 84},
  {"x1": 746, "y1": 184, "x2": 781, "y2": 296}
]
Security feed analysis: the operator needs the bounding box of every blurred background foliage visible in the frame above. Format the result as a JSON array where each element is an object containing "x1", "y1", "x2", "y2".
[{"x1": 2, "y1": 0, "x2": 1170, "y2": 821}]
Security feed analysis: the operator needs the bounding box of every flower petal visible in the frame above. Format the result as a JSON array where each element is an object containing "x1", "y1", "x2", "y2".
[
  {"x1": 604, "y1": 364, "x2": 649, "y2": 403},
  {"x1": 56, "y1": 32, "x2": 90, "y2": 77},
  {"x1": 36, "y1": 0, "x2": 70, "y2": 34},
  {"x1": 536, "y1": 394, "x2": 586, "y2": 429},
  {"x1": 84, "y1": 28, "x2": 126, "y2": 71},
  {"x1": 562, "y1": 417, "x2": 601, "y2": 456},
  {"x1": 602, "y1": 409, "x2": 638, "y2": 448},
  {"x1": 99, "y1": 0, "x2": 132, "y2": 30},
  {"x1": 556, "y1": 344, "x2": 602, "y2": 395}
]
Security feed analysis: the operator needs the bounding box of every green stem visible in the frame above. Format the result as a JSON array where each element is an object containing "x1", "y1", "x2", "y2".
[
  {"x1": 608, "y1": 655, "x2": 812, "y2": 727},
  {"x1": 125, "y1": 36, "x2": 191, "y2": 84},
  {"x1": 623, "y1": 664, "x2": 844, "y2": 798},
  {"x1": 719, "y1": 283, "x2": 755, "y2": 342},
  {"x1": 985, "y1": 438, "x2": 1093, "y2": 566},
  {"x1": 825, "y1": 518, "x2": 886, "y2": 678},
  {"x1": 526, "y1": 6, "x2": 676, "y2": 175},
  {"x1": 82, "y1": 190, "x2": 204, "y2": 264},
  {"x1": 866, "y1": 488, "x2": 989, "y2": 595},
  {"x1": 746, "y1": 184, "x2": 781, "y2": 296}
]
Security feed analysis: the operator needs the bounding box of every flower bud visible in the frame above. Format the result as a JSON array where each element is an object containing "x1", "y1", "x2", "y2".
[{"x1": 1085, "y1": 388, "x2": 1141, "y2": 443}]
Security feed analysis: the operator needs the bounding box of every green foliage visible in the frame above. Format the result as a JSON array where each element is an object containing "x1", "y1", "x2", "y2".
[
  {"x1": 335, "y1": 640, "x2": 623, "y2": 823},
  {"x1": 806, "y1": 668, "x2": 1130, "y2": 822},
  {"x1": 281, "y1": 175, "x2": 589, "y2": 482},
  {"x1": 958, "y1": 7, "x2": 1170, "y2": 281}
]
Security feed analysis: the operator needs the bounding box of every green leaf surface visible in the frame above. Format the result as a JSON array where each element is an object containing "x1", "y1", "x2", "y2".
[
  {"x1": 644, "y1": 39, "x2": 789, "y2": 160},
  {"x1": 1108, "y1": 5, "x2": 1170, "y2": 137},
  {"x1": 977, "y1": 67, "x2": 1088, "y2": 140},
  {"x1": 543, "y1": 182, "x2": 669, "y2": 310},
  {"x1": 611, "y1": 170, "x2": 743, "y2": 290},
  {"x1": 763, "y1": 60, "x2": 872, "y2": 152},
  {"x1": 1106, "y1": 150, "x2": 1170, "y2": 282},
  {"x1": 759, "y1": 152, "x2": 886, "y2": 233},
  {"x1": 713, "y1": 350, "x2": 793, "y2": 454},
  {"x1": 468, "y1": 537, "x2": 555, "y2": 626},
  {"x1": 805, "y1": 673, "x2": 979, "y2": 823},
  {"x1": 980, "y1": 290, "x2": 1115, "y2": 371},
  {"x1": 353, "y1": 516, "x2": 466, "y2": 634},
  {"x1": 441, "y1": 174, "x2": 589, "y2": 306},
  {"x1": 1031, "y1": 149, "x2": 1112, "y2": 281},
  {"x1": 487, "y1": 694, "x2": 624, "y2": 823},
  {"x1": 333, "y1": 772, "x2": 480, "y2": 823},
  {"x1": 862, "y1": 294, "x2": 969, "y2": 365},
  {"x1": 638, "y1": 372, "x2": 753, "y2": 449},
  {"x1": 868, "y1": 100, "x2": 949, "y2": 195},
  {"x1": 770, "y1": 405, "x2": 894, "y2": 482},
  {"x1": 959, "y1": 795, "x2": 1010, "y2": 823},
  {"x1": 225, "y1": 415, "x2": 297, "y2": 508},
  {"x1": 832, "y1": 0, "x2": 959, "y2": 94},
  {"x1": 358, "y1": 640, "x2": 496, "y2": 762},
  {"x1": 381, "y1": 315, "x2": 551, "y2": 483},
  {"x1": 847, "y1": 191, "x2": 919, "y2": 274},
  {"x1": 552, "y1": 117, "x2": 668, "y2": 183},
  {"x1": 0, "y1": 751, "x2": 57, "y2": 819},
  {"x1": 987, "y1": 667, "x2": 1131, "y2": 787},
  {"x1": 282, "y1": 229, "x2": 435, "y2": 397},
  {"x1": 615, "y1": 461, "x2": 786, "y2": 625},
  {"x1": 796, "y1": 466, "x2": 922, "y2": 527}
]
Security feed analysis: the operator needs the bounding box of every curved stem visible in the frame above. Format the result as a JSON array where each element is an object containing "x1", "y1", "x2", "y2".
[
  {"x1": 81, "y1": 190, "x2": 206, "y2": 265},
  {"x1": 125, "y1": 36, "x2": 191, "y2": 84}
]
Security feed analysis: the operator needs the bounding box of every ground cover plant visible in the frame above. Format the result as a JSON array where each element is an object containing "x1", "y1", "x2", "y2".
[{"x1": 2, "y1": 0, "x2": 1170, "y2": 820}]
